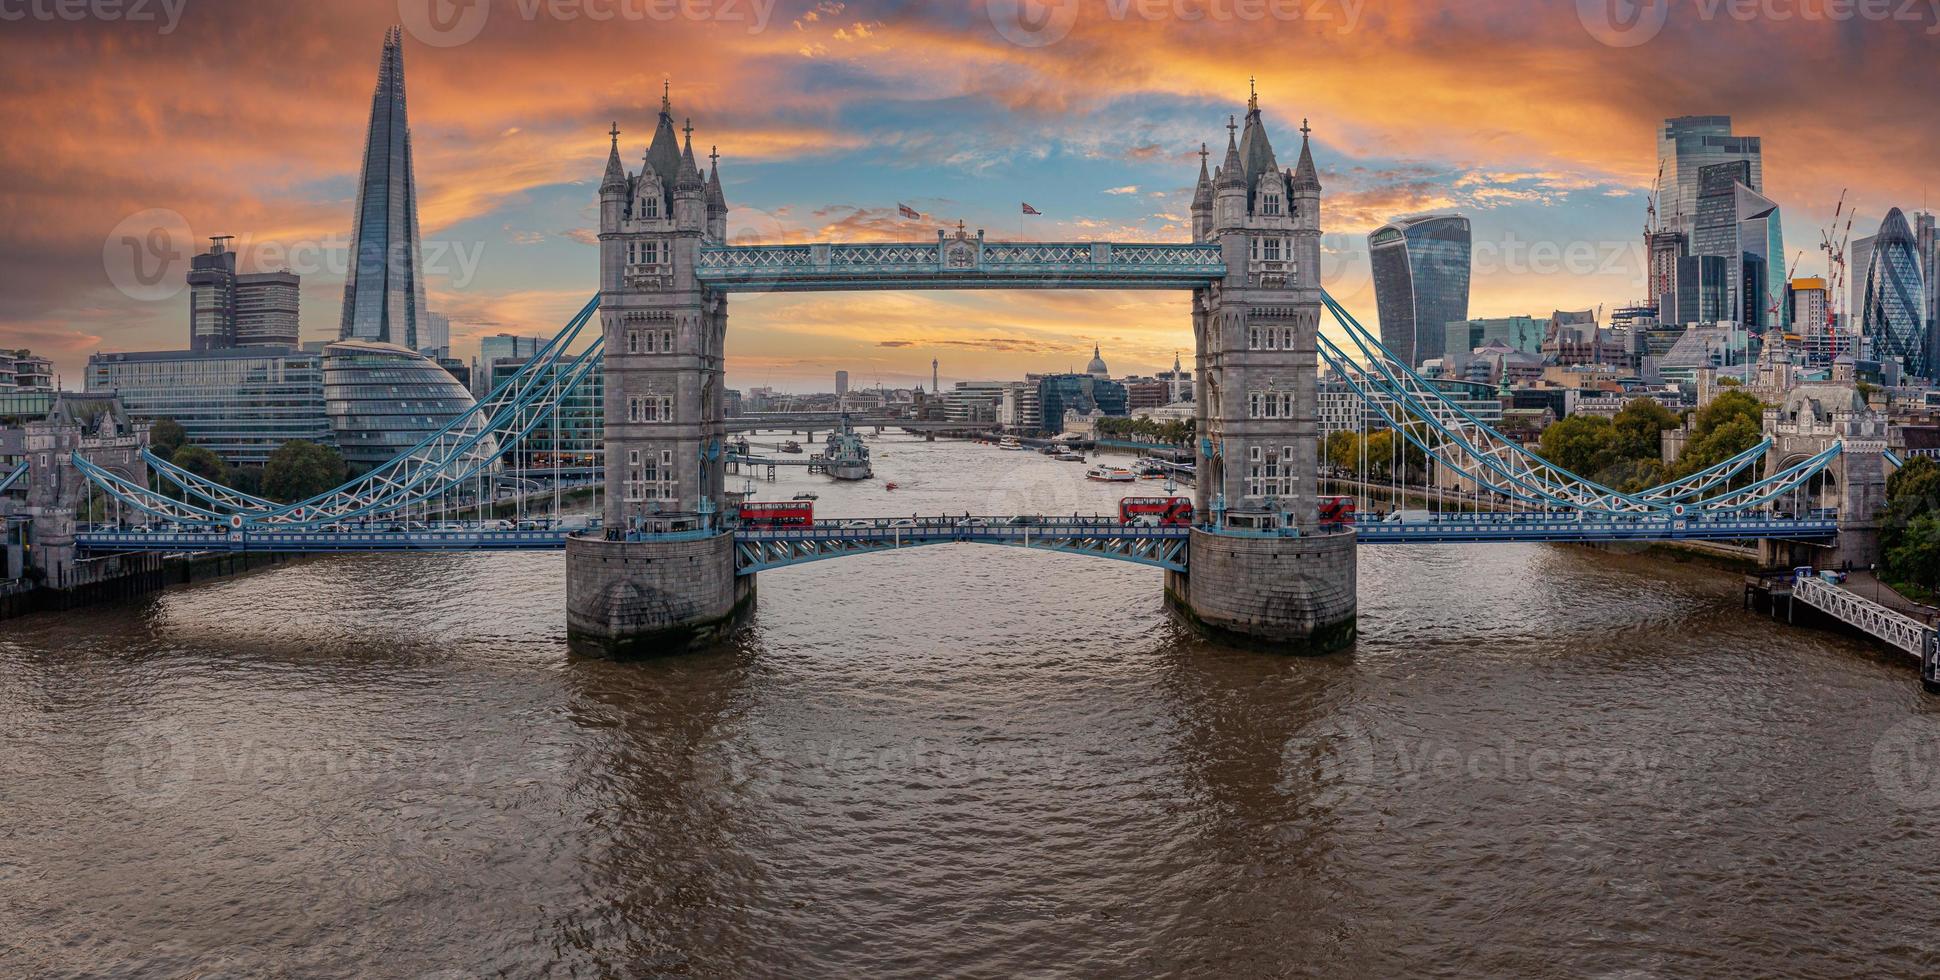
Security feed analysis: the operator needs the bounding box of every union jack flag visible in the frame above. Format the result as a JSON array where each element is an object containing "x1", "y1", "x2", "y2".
[
  {"x1": 897, "y1": 203, "x2": 921, "y2": 219},
  {"x1": 1021, "y1": 203, "x2": 1042, "y2": 215}
]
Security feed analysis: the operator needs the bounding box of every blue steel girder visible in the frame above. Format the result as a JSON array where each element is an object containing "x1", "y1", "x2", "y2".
[
  {"x1": 695, "y1": 241, "x2": 1224, "y2": 292},
  {"x1": 0, "y1": 462, "x2": 24, "y2": 496},
  {"x1": 732, "y1": 524, "x2": 1189, "y2": 575}
]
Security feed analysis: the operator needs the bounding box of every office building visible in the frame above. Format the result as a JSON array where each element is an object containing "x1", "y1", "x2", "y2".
[
  {"x1": 474, "y1": 333, "x2": 548, "y2": 396},
  {"x1": 834, "y1": 370, "x2": 849, "y2": 397},
  {"x1": 339, "y1": 28, "x2": 431, "y2": 351},
  {"x1": 188, "y1": 238, "x2": 238, "y2": 350},
  {"x1": 1692, "y1": 160, "x2": 1785, "y2": 328},
  {"x1": 1918, "y1": 211, "x2": 1939, "y2": 340},
  {"x1": 1859, "y1": 208, "x2": 1930, "y2": 378},
  {"x1": 1000, "y1": 382, "x2": 1042, "y2": 432},
  {"x1": 323, "y1": 340, "x2": 479, "y2": 471},
  {"x1": 1037, "y1": 373, "x2": 1127, "y2": 435},
  {"x1": 1368, "y1": 213, "x2": 1471, "y2": 368},
  {"x1": 1851, "y1": 233, "x2": 1877, "y2": 329},
  {"x1": 188, "y1": 238, "x2": 304, "y2": 350},
  {"x1": 1657, "y1": 116, "x2": 1763, "y2": 238},
  {"x1": 488, "y1": 355, "x2": 602, "y2": 475},
  {"x1": 1443, "y1": 316, "x2": 1544, "y2": 358},
  {"x1": 85, "y1": 347, "x2": 332, "y2": 464},
  {"x1": 421, "y1": 312, "x2": 451, "y2": 360},
  {"x1": 942, "y1": 381, "x2": 1006, "y2": 423}
]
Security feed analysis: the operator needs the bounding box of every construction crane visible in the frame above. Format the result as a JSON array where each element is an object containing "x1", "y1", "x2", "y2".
[
  {"x1": 1813, "y1": 189, "x2": 1858, "y2": 357},
  {"x1": 1644, "y1": 162, "x2": 1664, "y2": 236}
]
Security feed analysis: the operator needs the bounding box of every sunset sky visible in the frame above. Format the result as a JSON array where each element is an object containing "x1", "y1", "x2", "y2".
[{"x1": 2, "y1": 0, "x2": 1937, "y2": 391}]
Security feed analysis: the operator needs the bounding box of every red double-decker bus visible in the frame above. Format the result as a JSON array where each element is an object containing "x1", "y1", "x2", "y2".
[
  {"x1": 1120, "y1": 496, "x2": 1194, "y2": 526},
  {"x1": 1318, "y1": 495, "x2": 1357, "y2": 525},
  {"x1": 739, "y1": 501, "x2": 814, "y2": 528}
]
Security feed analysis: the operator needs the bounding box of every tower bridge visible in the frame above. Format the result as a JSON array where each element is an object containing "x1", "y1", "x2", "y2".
[{"x1": 33, "y1": 88, "x2": 1879, "y2": 662}]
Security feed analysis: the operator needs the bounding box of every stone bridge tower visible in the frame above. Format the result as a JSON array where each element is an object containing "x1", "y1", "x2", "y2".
[
  {"x1": 1758, "y1": 384, "x2": 1889, "y2": 568},
  {"x1": 1168, "y1": 92, "x2": 1357, "y2": 652},
  {"x1": 566, "y1": 91, "x2": 751, "y2": 655}
]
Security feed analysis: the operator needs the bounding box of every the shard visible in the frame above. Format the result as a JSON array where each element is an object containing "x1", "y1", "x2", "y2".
[{"x1": 339, "y1": 26, "x2": 429, "y2": 351}]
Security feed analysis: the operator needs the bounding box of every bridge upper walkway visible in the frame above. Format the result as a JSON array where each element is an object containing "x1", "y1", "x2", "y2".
[
  {"x1": 72, "y1": 512, "x2": 1839, "y2": 564},
  {"x1": 694, "y1": 241, "x2": 1226, "y2": 292}
]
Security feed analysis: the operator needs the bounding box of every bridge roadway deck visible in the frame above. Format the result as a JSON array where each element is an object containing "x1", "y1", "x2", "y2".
[{"x1": 70, "y1": 513, "x2": 1840, "y2": 556}]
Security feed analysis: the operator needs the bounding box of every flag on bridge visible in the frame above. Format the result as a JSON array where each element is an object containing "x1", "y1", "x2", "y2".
[
  {"x1": 897, "y1": 203, "x2": 921, "y2": 219},
  {"x1": 1021, "y1": 203, "x2": 1042, "y2": 215}
]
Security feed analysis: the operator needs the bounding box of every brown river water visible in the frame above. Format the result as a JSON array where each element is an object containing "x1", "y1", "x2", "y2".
[{"x1": 3, "y1": 433, "x2": 1938, "y2": 977}]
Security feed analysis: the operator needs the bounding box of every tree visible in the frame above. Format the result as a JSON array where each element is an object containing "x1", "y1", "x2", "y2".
[
  {"x1": 1537, "y1": 414, "x2": 1620, "y2": 479},
  {"x1": 1672, "y1": 390, "x2": 1764, "y2": 477},
  {"x1": 261, "y1": 440, "x2": 347, "y2": 503},
  {"x1": 170, "y1": 445, "x2": 229, "y2": 487},
  {"x1": 1325, "y1": 430, "x2": 1360, "y2": 474},
  {"x1": 1886, "y1": 512, "x2": 1940, "y2": 596},
  {"x1": 1610, "y1": 397, "x2": 1679, "y2": 463},
  {"x1": 148, "y1": 417, "x2": 186, "y2": 461},
  {"x1": 1882, "y1": 456, "x2": 1940, "y2": 556}
]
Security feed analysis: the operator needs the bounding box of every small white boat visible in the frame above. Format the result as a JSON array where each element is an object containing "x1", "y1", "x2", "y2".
[
  {"x1": 1086, "y1": 465, "x2": 1136, "y2": 482},
  {"x1": 998, "y1": 436, "x2": 1025, "y2": 451}
]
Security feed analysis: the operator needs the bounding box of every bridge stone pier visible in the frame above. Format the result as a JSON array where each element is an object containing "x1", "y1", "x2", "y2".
[
  {"x1": 567, "y1": 89, "x2": 1356, "y2": 654},
  {"x1": 1756, "y1": 385, "x2": 1888, "y2": 569}
]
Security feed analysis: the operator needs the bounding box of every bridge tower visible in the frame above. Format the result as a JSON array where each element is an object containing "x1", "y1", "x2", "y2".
[
  {"x1": 1758, "y1": 385, "x2": 1889, "y2": 569},
  {"x1": 566, "y1": 92, "x2": 752, "y2": 654},
  {"x1": 1167, "y1": 94, "x2": 1357, "y2": 651}
]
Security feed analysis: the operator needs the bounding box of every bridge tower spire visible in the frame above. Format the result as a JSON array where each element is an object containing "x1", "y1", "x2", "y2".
[
  {"x1": 569, "y1": 111, "x2": 747, "y2": 655},
  {"x1": 1168, "y1": 96, "x2": 1356, "y2": 652}
]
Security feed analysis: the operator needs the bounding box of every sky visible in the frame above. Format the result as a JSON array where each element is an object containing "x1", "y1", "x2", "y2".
[{"x1": 2, "y1": 0, "x2": 1938, "y2": 392}]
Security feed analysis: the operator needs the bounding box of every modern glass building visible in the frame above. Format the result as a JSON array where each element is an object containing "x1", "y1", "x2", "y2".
[
  {"x1": 1368, "y1": 214, "x2": 1471, "y2": 369},
  {"x1": 1691, "y1": 161, "x2": 1784, "y2": 328},
  {"x1": 323, "y1": 340, "x2": 479, "y2": 471},
  {"x1": 488, "y1": 356, "x2": 602, "y2": 476},
  {"x1": 339, "y1": 27, "x2": 430, "y2": 352},
  {"x1": 1036, "y1": 374, "x2": 1127, "y2": 435},
  {"x1": 85, "y1": 347, "x2": 333, "y2": 464},
  {"x1": 1860, "y1": 209, "x2": 1930, "y2": 378},
  {"x1": 1657, "y1": 116, "x2": 1762, "y2": 238}
]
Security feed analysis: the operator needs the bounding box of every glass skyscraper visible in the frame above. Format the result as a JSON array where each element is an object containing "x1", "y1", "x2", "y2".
[
  {"x1": 1657, "y1": 116, "x2": 1762, "y2": 238},
  {"x1": 1368, "y1": 214, "x2": 1471, "y2": 369},
  {"x1": 1860, "y1": 209, "x2": 1929, "y2": 378},
  {"x1": 339, "y1": 27, "x2": 430, "y2": 352},
  {"x1": 1692, "y1": 161, "x2": 1784, "y2": 328}
]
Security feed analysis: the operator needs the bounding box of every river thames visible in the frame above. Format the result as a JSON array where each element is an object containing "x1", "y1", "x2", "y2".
[{"x1": 4, "y1": 434, "x2": 1937, "y2": 977}]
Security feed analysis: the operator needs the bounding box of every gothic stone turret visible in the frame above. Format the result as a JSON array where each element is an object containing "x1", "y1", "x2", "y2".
[
  {"x1": 1169, "y1": 94, "x2": 1356, "y2": 653},
  {"x1": 568, "y1": 92, "x2": 751, "y2": 655}
]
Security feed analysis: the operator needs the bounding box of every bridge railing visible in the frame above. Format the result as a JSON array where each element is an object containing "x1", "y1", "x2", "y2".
[{"x1": 694, "y1": 240, "x2": 1225, "y2": 290}]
